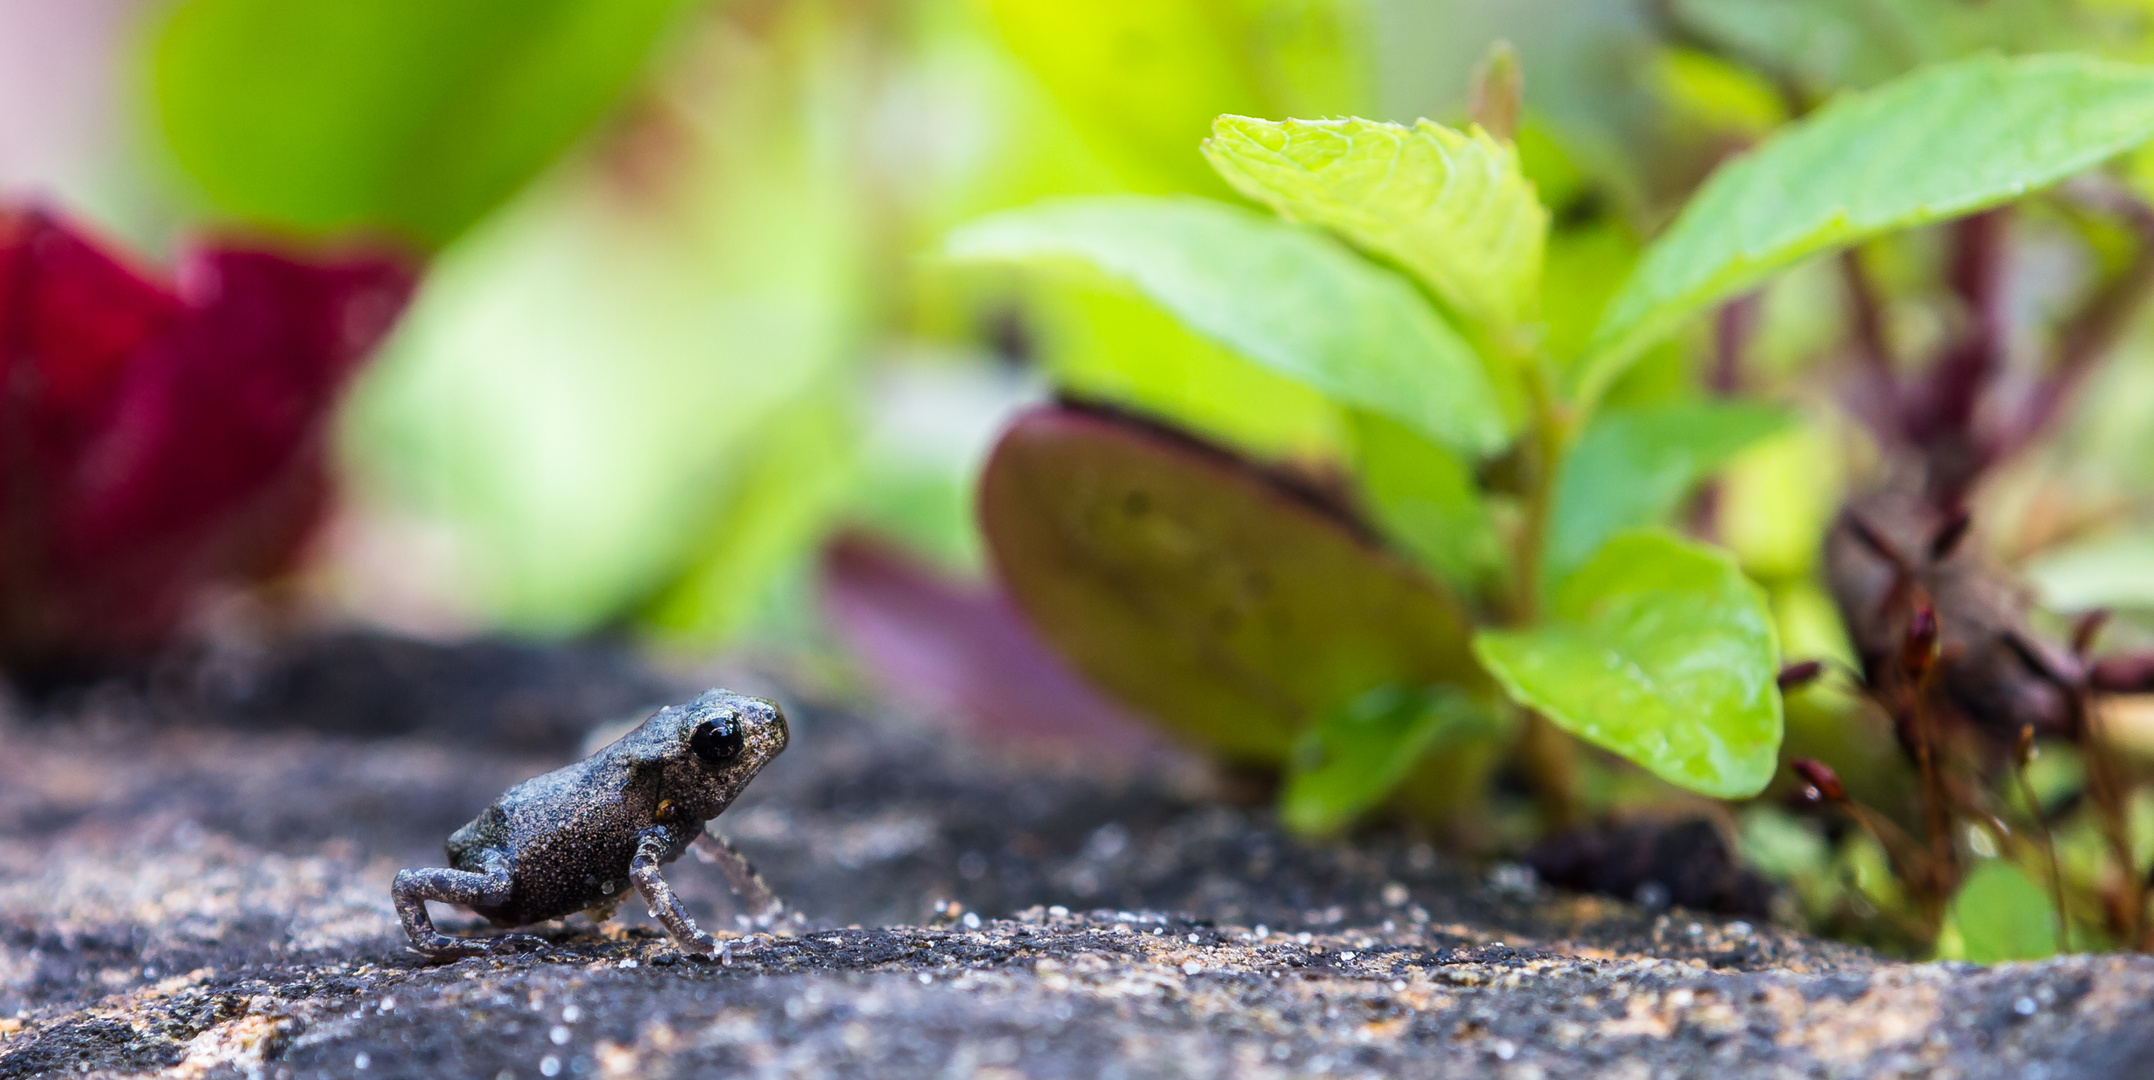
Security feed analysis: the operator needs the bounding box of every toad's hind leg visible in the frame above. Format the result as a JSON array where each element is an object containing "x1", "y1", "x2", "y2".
[
  {"x1": 631, "y1": 827, "x2": 722, "y2": 958},
  {"x1": 692, "y1": 831, "x2": 793, "y2": 928},
  {"x1": 392, "y1": 861, "x2": 549, "y2": 961}
]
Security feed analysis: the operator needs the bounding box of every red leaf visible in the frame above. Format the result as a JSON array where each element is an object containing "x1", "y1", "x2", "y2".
[
  {"x1": 0, "y1": 207, "x2": 415, "y2": 662},
  {"x1": 0, "y1": 210, "x2": 178, "y2": 479}
]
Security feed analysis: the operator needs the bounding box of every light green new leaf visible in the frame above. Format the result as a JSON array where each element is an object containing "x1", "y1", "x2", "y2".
[
  {"x1": 1543, "y1": 400, "x2": 1791, "y2": 589},
  {"x1": 1349, "y1": 411, "x2": 1505, "y2": 599},
  {"x1": 1946, "y1": 860, "x2": 2060, "y2": 964},
  {"x1": 1203, "y1": 116, "x2": 1548, "y2": 329},
  {"x1": 1474, "y1": 532, "x2": 1783, "y2": 799},
  {"x1": 151, "y1": 0, "x2": 692, "y2": 248},
  {"x1": 946, "y1": 196, "x2": 1512, "y2": 455},
  {"x1": 1584, "y1": 53, "x2": 2154, "y2": 403},
  {"x1": 1280, "y1": 686, "x2": 1502, "y2": 835}
]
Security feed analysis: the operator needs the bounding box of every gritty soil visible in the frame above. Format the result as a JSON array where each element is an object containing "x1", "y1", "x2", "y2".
[{"x1": 1, "y1": 635, "x2": 2149, "y2": 1079}]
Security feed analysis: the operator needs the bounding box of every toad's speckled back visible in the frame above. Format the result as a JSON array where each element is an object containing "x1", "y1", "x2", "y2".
[{"x1": 444, "y1": 690, "x2": 786, "y2": 926}]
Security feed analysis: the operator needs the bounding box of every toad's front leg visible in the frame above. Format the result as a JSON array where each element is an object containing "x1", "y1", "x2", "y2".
[{"x1": 631, "y1": 826, "x2": 726, "y2": 960}]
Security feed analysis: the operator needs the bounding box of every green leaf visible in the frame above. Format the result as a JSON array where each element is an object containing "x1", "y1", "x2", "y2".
[
  {"x1": 1347, "y1": 411, "x2": 1505, "y2": 599},
  {"x1": 1543, "y1": 400, "x2": 1791, "y2": 589},
  {"x1": 980, "y1": 406, "x2": 1487, "y2": 762},
  {"x1": 150, "y1": 0, "x2": 691, "y2": 248},
  {"x1": 1583, "y1": 53, "x2": 2154, "y2": 403},
  {"x1": 1473, "y1": 532, "x2": 1783, "y2": 798},
  {"x1": 1945, "y1": 860, "x2": 2060, "y2": 964},
  {"x1": 946, "y1": 196, "x2": 1512, "y2": 455},
  {"x1": 1280, "y1": 686, "x2": 1502, "y2": 835},
  {"x1": 1202, "y1": 116, "x2": 1548, "y2": 329}
]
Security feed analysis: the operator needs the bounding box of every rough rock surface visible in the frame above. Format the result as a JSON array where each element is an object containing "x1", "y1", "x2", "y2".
[{"x1": 1, "y1": 643, "x2": 2149, "y2": 1079}]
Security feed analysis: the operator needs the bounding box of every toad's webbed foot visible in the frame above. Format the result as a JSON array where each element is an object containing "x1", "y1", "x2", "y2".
[
  {"x1": 393, "y1": 862, "x2": 546, "y2": 962},
  {"x1": 692, "y1": 831, "x2": 796, "y2": 930}
]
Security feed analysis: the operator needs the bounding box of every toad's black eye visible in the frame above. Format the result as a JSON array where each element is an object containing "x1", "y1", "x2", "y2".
[{"x1": 691, "y1": 719, "x2": 744, "y2": 766}]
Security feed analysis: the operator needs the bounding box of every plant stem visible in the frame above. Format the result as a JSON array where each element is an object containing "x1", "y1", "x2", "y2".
[
  {"x1": 1519, "y1": 711, "x2": 1580, "y2": 828},
  {"x1": 1903, "y1": 681, "x2": 1957, "y2": 929},
  {"x1": 1509, "y1": 346, "x2": 1580, "y2": 826},
  {"x1": 2010, "y1": 738, "x2": 2070, "y2": 952},
  {"x1": 1511, "y1": 356, "x2": 1573, "y2": 624},
  {"x1": 2077, "y1": 691, "x2": 2148, "y2": 948},
  {"x1": 1827, "y1": 792, "x2": 1932, "y2": 894}
]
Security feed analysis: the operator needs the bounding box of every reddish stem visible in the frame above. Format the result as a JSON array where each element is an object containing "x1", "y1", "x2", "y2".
[
  {"x1": 1913, "y1": 210, "x2": 2009, "y2": 504},
  {"x1": 2011, "y1": 725, "x2": 2070, "y2": 952},
  {"x1": 1710, "y1": 293, "x2": 1760, "y2": 396},
  {"x1": 2076, "y1": 690, "x2": 2149, "y2": 947}
]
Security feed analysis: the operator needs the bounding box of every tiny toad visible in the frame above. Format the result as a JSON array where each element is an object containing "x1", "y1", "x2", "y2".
[{"x1": 393, "y1": 689, "x2": 789, "y2": 961}]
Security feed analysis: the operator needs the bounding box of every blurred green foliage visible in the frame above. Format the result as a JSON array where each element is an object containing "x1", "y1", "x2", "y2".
[
  {"x1": 132, "y1": 0, "x2": 1384, "y2": 642},
  {"x1": 151, "y1": 0, "x2": 694, "y2": 248},
  {"x1": 1940, "y1": 860, "x2": 2062, "y2": 964},
  {"x1": 49, "y1": 0, "x2": 2154, "y2": 959},
  {"x1": 339, "y1": 0, "x2": 869, "y2": 638}
]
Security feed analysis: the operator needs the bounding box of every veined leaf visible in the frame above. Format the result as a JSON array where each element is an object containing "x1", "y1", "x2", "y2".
[
  {"x1": 1543, "y1": 400, "x2": 1791, "y2": 589},
  {"x1": 1474, "y1": 532, "x2": 1782, "y2": 799},
  {"x1": 1584, "y1": 53, "x2": 2154, "y2": 404},
  {"x1": 1280, "y1": 686, "x2": 1502, "y2": 835},
  {"x1": 1202, "y1": 116, "x2": 1548, "y2": 329},
  {"x1": 946, "y1": 196, "x2": 1512, "y2": 456},
  {"x1": 980, "y1": 405, "x2": 1487, "y2": 762},
  {"x1": 1348, "y1": 410, "x2": 1506, "y2": 600}
]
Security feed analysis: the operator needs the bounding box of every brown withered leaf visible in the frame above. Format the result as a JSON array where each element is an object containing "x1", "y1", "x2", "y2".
[{"x1": 979, "y1": 404, "x2": 1486, "y2": 763}]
